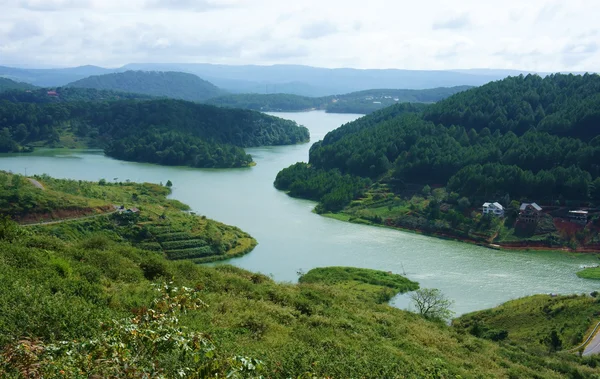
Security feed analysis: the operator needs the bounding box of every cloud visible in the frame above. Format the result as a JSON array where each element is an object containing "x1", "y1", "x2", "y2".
[
  {"x1": 432, "y1": 13, "x2": 471, "y2": 30},
  {"x1": 299, "y1": 21, "x2": 338, "y2": 39},
  {"x1": 561, "y1": 42, "x2": 598, "y2": 66},
  {"x1": 7, "y1": 20, "x2": 43, "y2": 40},
  {"x1": 18, "y1": 0, "x2": 92, "y2": 11},
  {"x1": 144, "y1": 0, "x2": 231, "y2": 11},
  {"x1": 0, "y1": 0, "x2": 599, "y2": 72},
  {"x1": 536, "y1": 2, "x2": 563, "y2": 23},
  {"x1": 259, "y1": 44, "x2": 309, "y2": 60}
]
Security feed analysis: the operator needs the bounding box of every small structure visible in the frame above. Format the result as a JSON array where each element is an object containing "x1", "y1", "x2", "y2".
[
  {"x1": 47, "y1": 90, "x2": 58, "y2": 97},
  {"x1": 519, "y1": 203, "x2": 542, "y2": 223},
  {"x1": 482, "y1": 202, "x2": 504, "y2": 217},
  {"x1": 118, "y1": 206, "x2": 140, "y2": 214},
  {"x1": 568, "y1": 210, "x2": 588, "y2": 225}
]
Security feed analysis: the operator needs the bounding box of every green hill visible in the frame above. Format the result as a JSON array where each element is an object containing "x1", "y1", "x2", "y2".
[
  {"x1": 0, "y1": 98, "x2": 309, "y2": 168},
  {"x1": 0, "y1": 86, "x2": 153, "y2": 103},
  {"x1": 1, "y1": 172, "x2": 256, "y2": 262},
  {"x1": 205, "y1": 86, "x2": 471, "y2": 114},
  {"x1": 1, "y1": 175, "x2": 599, "y2": 377},
  {"x1": 68, "y1": 70, "x2": 224, "y2": 101},
  {"x1": 275, "y1": 74, "x2": 600, "y2": 249},
  {"x1": 0, "y1": 77, "x2": 37, "y2": 92}
]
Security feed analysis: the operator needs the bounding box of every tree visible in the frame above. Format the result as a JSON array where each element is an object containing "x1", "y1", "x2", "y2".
[
  {"x1": 166, "y1": 180, "x2": 173, "y2": 187},
  {"x1": 410, "y1": 288, "x2": 454, "y2": 321},
  {"x1": 542, "y1": 330, "x2": 563, "y2": 352}
]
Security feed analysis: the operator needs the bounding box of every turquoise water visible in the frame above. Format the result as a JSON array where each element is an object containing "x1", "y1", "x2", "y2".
[{"x1": 1, "y1": 110, "x2": 598, "y2": 315}]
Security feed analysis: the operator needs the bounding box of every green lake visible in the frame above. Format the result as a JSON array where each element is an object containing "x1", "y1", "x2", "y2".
[{"x1": 0, "y1": 110, "x2": 598, "y2": 314}]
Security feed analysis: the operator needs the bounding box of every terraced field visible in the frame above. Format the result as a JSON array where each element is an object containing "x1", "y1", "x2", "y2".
[{"x1": 20, "y1": 175, "x2": 257, "y2": 263}]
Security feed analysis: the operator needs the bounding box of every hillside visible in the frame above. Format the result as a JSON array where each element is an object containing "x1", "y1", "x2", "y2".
[
  {"x1": 0, "y1": 86, "x2": 153, "y2": 103},
  {"x1": 275, "y1": 74, "x2": 600, "y2": 250},
  {"x1": 0, "y1": 98, "x2": 309, "y2": 168},
  {"x1": 68, "y1": 70, "x2": 224, "y2": 101},
  {"x1": 454, "y1": 294, "x2": 600, "y2": 352},
  {"x1": 0, "y1": 77, "x2": 37, "y2": 92},
  {"x1": 2, "y1": 172, "x2": 256, "y2": 262},
  {"x1": 205, "y1": 86, "x2": 471, "y2": 114},
  {"x1": 1, "y1": 178, "x2": 599, "y2": 376}
]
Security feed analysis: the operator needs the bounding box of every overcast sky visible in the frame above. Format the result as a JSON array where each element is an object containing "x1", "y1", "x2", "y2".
[{"x1": 1, "y1": 0, "x2": 598, "y2": 71}]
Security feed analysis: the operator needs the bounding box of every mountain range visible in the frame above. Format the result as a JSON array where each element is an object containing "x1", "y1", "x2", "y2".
[{"x1": 2, "y1": 63, "x2": 587, "y2": 97}]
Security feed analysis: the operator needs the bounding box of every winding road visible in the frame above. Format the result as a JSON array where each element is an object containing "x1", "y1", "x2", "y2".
[{"x1": 583, "y1": 327, "x2": 600, "y2": 356}]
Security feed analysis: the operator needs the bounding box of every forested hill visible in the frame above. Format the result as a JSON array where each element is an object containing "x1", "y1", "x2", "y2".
[
  {"x1": 0, "y1": 87, "x2": 153, "y2": 103},
  {"x1": 275, "y1": 74, "x2": 600, "y2": 248},
  {"x1": 68, "y1": 71, "x2": 224, "y2": 102},
  {"x1": 0, "y1": 99, "x2": 309, "y2": 168},
  {"x1": 205, "y1": 86, "x2": 471, "y2": 114},
  {"x1": 0, "y1": 77, "x2": 37, "y2": 92},
  {"x1": 423, "y1": 73, "x2": 600, "y2": 140}
]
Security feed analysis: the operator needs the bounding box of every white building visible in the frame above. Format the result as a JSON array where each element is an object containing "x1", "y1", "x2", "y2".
[{"x1": 482, "y1": 202, "x2": 504, "y2": 217}]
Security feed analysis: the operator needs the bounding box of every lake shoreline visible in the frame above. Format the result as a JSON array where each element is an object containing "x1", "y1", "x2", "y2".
[{"x1": 320, "y1": 211, "x2": 600, "y2": 255}]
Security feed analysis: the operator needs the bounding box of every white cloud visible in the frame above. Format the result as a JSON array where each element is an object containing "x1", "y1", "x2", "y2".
[{"x1": 0, "y1": 0, "x2": 598, "y2": 72}]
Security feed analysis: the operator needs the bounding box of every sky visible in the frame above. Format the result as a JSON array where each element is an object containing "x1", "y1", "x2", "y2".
[{"x1": 0, "y1": 0, "x2": 598, "y2": 71}]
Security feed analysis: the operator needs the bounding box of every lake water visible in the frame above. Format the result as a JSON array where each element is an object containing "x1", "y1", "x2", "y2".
[{"x1": 1, "y1": 110, "x2": 598, "y2": 315}]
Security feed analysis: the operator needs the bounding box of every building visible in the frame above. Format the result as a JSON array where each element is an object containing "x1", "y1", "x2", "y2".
[
  {"x1": 482, "y1": 202, "x2": 504, "y2": 217},
  {"x1": 568, "y1": 210, "x2": 588, "y2": 225},
  {"x1": 519, "y1": 203, "x2": 542, "y2": 223},
  {"x1": 47, "y1": 90, "x2": 58, "y2": 97}
]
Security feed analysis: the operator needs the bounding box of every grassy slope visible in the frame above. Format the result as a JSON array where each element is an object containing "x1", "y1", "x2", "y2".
[
  {"x1": 8, "y1": 173, "x2": 256, "y2": 262},
  {"x1": 578, "y1": 267, "x2": 600, "y2": 280},
  {"x1": 1, "y1": 229, "x2": 599, "y2": 377},
  {"x1": 0, "y1": 172, "x2": 109, "y2": 222},
  {"x1": 454, "y1": 294, "x2": 600, "y2": 351},
  {"x1": 299, "y1": 266, "x2": 419, "y2": 303},
  {"x1": 2, "y1": 175, "x2": 600, "y2": 376}
]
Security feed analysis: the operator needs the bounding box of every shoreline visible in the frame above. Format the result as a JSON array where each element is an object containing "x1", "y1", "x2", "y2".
[{"x1": 320, "y1": 211, "x2": 600, "y2": 255}]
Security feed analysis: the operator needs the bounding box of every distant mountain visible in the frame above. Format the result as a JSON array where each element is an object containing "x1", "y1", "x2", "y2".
[
  {"x1": 0, "y1": 77, "x2": 37, "y2": 92},
  {"x1": 123, "y1": 63, "x2": 506, "y2": 96},
  {"x1": 5, "y1": 63, "x2": 593, "y2": 98},
  {"x1": 0, "y1": 65, "x2": 112, "y2": 87},
  {"x1": 67, "y1": 71, "x2": 224, "y2": 102},
  {"x1": 206, "y1": 86, "x2": 472, "y2": 114}
]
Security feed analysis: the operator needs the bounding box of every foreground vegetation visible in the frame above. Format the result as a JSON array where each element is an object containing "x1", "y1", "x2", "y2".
[
  {"x1": 454, "y1": 294, "x2": 600, "y2": 352},
  {"x1": 2, "y1": 224, "x2": 600, "y2": 377},
  {"x1": 2, "y1": 174, "x2": 600, "y2": 377},
  {"x1": 276, "y1": 74, "x2": 600, "y2": 250},
  {"x1": 206, "y1": 86, "x2": 469, "y2": 114},
  {"x1": 0, "y1": 98, "x2": 309, "y2": 168}
]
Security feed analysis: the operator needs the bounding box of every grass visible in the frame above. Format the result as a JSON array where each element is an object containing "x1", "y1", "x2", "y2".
[
  {"x1": 454, "y1": 294, "x2": 600, "y2": 351},
  {"x1": 577, "y1": 267, "x2": 600, "y2": 280},
  {"x1": 20, "y1": 174, "x2": 257, "y2": 263},
  {"x1": 1, "y1": 222, "x2": 600, "y2": 377},
  {"x1": 2, "y1": 175, "x2": 600, "y2": 377},
  {"x1": 299, "y1": 266, "x2": 419, "y2": 303}
]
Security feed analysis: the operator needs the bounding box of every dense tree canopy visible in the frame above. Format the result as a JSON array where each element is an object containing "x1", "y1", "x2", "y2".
[
  {"x1": 277, "y1": 74, "x2": 600, "y2": 208},
  {"x1": 0, "y1": 98, "x2": 309, "y2": 168},
  {"x1": 68, "y1": 70, "x2": 225, "y2": 102},
  {"x1": 0, "y1": 87, "x2": 153, "y2": 103}
]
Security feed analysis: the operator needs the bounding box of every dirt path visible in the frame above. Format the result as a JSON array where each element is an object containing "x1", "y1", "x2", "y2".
[
  {"x1": 28, "y1": 178, "x2": 44, "y2": 190},
  {"x1": 21, "y1": 208, "x2": 119, "y2": 227}
]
